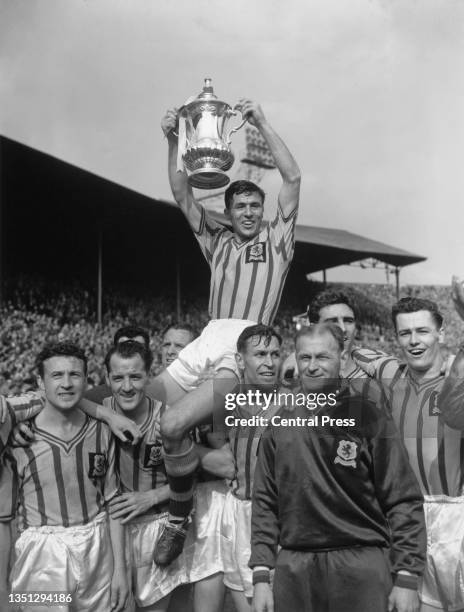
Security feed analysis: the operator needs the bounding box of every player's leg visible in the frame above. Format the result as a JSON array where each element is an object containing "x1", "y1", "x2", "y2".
[
  {"x1": 229, "y1": 589, "x2": 252, "y2": 612},
  {"x1": 147, "y1": 370, "x2": 187, "y2": 405},
  {"x1": 155, "y1": 371, "x2": 238, "y2": 567},
  {"x1": 137, "y1": 593, "x2": 171, "y2": 612},
  {"x1": 167, "y1": 585, "x2": 192, "y2": 612},
  {"x1": 130, "y1": 514, "x2": 189, "y2": 609},
  {"x1": 193, "y1": 573, "x2": 225, "y2": 612},
  {"x1": 222, "y1": 494, "x2": 254, "y2": 612}
]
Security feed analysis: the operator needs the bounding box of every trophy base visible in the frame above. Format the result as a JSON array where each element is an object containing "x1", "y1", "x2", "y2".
[{"x1": 187, "y1": 168, "x2": 230, "y2": 190}]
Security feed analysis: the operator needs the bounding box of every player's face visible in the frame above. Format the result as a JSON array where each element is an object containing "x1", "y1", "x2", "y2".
[
  {"x1": 225, "y1": 192, "x2": 264, "y2": 242},
  {"x1": 236, "y1": 335, "x2": 281, "y2": 389},
  {"x1": 395, "y1": 310, "x2": 443, "y2": 373},
  {"x1": 317, "y1": 304, "x2": 356, "y2": 352},
  {"x1": 107, "y1": 353, "x2": 148, "y2": 413},
  {"x1": 296, "y1": 332, "x2": 342, "y2": 392},
  {"x1": 38, "y1": 356, "x2": 86, "y2": 411},
  {"x1": 161, "y1": 329, "x2": 193, "y2": 368}
]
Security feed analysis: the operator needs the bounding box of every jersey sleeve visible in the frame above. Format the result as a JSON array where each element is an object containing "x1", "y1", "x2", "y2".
[
  {"x1": 438, "y1": 348, "x2": 464, "y2": 429},
  {"x1": 267, "y1": 202, "x2": 297, "y2": 264},
  {"x1": 352, "y1": 348, "x2": 400, "y2": 379},
  {"x1": 3, "y1": 392, "x2": 44, "y2": 424},
  {"x1": 0, "y1": 411, "x2": 18, "y2": 522},
  {"x1": 192, "y1": 206, "x2": 229, "y2": 265},
  {"x1": 0, "y1": 453, "x2": 17, "y2": 522}
]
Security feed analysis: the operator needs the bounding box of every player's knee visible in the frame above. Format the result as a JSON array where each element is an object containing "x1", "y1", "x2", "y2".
[{"x1": 160, "y1": 409, "x2": 186, "y2": 442}]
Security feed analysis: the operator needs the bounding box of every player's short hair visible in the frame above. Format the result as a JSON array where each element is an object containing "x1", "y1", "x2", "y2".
[
  {"x1": 104, "y1": 340, "x2": 154, "y2": 374},
  {"x1": 162, "y1": 322, "x2": 197, "y2": 342},
  {"x1": 295, "y1": 323, "x2": 345, "y2": 353},
  {"x1": 236, "y1": 324, "x2": 282, "y2": 354},
  {"x1": 36, "y1": 342, "x2": 88, "y2": 377},
  {"x1": 224, "y1": 180, "x2": 265, "y2": 210},
  {"x1": 308, "y1": 290, "x2": 357, "y2": 323},
  {"x1": 391, "y1": 297, "x2": 444, "y2": 331},
  {"x1": 113, "y1": 325, "x2": 150, "y2": 348}
]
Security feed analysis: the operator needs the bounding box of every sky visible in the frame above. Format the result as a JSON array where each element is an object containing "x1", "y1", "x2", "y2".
[{"x1": 1, "y1": 0, "x2": 463, "y2": 286}]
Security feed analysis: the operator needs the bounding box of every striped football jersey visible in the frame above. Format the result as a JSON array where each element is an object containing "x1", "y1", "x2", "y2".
[
  {"x1": 228, "y1": 401, "x2": 281, "y2": 501},
  {"x1": 194, "y1": 204, "x2": 297, "y2": 324},
  {"x1": 103, "y1": 396, "x2": 168, "y2": 498},
  {"x1": 10, "y1": 416, "x2": 117, "y2": 529},
  {"x1": 353, "y1": 349, "x2": 464, "y2": 497}
]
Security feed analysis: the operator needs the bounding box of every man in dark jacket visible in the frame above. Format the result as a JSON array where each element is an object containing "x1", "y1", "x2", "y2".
[{"x1": 250, "y1": 323, "x2": 426, "y2": 612}]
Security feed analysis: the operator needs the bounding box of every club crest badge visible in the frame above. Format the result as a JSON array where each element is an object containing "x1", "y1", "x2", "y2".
[
  {"x1": 144, "y1": 443, "x2": 163, "y2": 467},
  {"x1": 246, "y1": 242, "x2": 266, "y2": 263},
  {"x1": 334, "y1": 440, "x2": 358, "y2": 468},
  {"x1": 88, "y1": 452, "x2": 107, "y2": 478},
  {"x1": 429, "y1": 391, "x2": 441, "y2": 416}
]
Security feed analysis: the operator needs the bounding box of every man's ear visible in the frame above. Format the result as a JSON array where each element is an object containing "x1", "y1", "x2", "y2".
[
  {"x1": 438, "y1": 326, "x2": 445, "y2": 344},
  {"x1": 224, "y1": 207, "x2": 231, "y2": 221},
  {"x1": 37, "y1": 376, "x2": 44, "y2": 392},
  {"x1": 235, "y1": 351, "x2": 245, "y2": 374}
]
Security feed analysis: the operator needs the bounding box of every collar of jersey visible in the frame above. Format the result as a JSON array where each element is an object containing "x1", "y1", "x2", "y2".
[
  {"x1": 111, "y1": 396, "x2": 154, "y2": 438},
  {"x1": 30, "y1": 414, "x2": 91, "y2": 453},
  {"x1": 405, "y1": 367, "x2": 444, "y2": 391},
  {"x1": 230, "y1": 222, "x2": 267, "y2": 248}
]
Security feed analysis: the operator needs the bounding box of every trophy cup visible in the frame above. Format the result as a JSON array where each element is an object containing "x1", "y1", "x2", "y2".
[{"x1": 176, "y1": 79, "x2": 247, "y2": 189}]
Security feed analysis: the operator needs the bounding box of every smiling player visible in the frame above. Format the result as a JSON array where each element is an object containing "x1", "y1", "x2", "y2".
[
  {"x1": 220, "y1": 324, "x2": 282, "y2": 612},
  {"x1": 152, "y1": 100, "x2": 300, "y2": 565},
  {"x1": 353, "y1": 297, "x2": 464, "y2": 612},
  {"x1": 4, "y1": 342, "x2": 128, "y2": 612}
]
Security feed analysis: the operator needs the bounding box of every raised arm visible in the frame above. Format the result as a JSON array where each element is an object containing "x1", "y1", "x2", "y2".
[
  {"x1": 237, "y1": 99, "x2": 301, "y2": 220},
  {"x1": 161, "y1": 109, "x2": 204, "y2": 233}
]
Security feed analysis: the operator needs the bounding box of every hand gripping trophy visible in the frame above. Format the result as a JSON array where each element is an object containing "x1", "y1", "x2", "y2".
[{"x1": 174, "y1": 78, "x2": 247, "y2": 189}]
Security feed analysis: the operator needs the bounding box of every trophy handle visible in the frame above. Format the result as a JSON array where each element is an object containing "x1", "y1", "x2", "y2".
[{"x1": 225, "y1": 109, "x2": 247, "y2": 145}]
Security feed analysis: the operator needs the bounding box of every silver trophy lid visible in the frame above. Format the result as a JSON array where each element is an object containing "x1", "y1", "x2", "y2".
[{"x1": 197, "y1": 78, "x2": 217, "y2": 100}]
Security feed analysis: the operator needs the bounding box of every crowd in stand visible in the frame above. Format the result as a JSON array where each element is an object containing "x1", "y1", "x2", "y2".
[{"x1": 0, "y1": 278, "x2": 459, "y2": 395}]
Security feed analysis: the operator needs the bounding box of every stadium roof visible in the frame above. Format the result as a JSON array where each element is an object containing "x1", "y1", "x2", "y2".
[
  {"x1": 205, "y1": 209, "x2": 426, "y2": 273},
  {"x1": 0, "y1": 137, "x2": 426, "y2": 301},
  {"x1": 293, "y1": 225, "x2": 426, "y2": 272}
]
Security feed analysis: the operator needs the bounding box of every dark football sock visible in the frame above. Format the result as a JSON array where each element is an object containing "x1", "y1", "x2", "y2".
[{"x1": 163, "y1": 441, "x2": 199, "y2": 521}]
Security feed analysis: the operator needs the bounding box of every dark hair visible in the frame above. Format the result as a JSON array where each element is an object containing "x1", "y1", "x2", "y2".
[
  {"x1": 236, "y1": 324, "x2": 282, "y2": 354},
  {"x1": 391, "y1": 297, "x2": 443, "y2": 331},
  {"x1": 113, "y1": 326, "x2": 150, "y2": 349},
  {"x1": 36, "y1": 342, "x2": 87, "y2": 377},
  {"x1": 105, "y1": 340, "x2": 154, "y2": 374},
  {"x1": 162, "y1": 322, "x2": 197, "y2": 342},
  {"x1": 308, "y1": 290, "x2": 356, "y2": 324},
  {"x1": 224, "y1": 180, "x2": 265, "y2": 210},
  {"x1": 295, "y1": 323, "x2": 345, "y2": 353}
]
